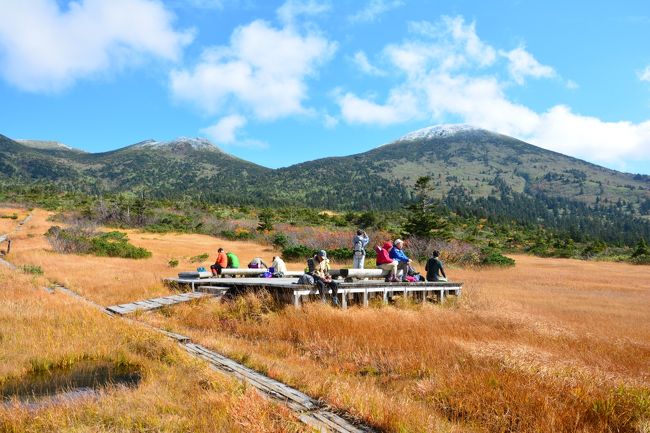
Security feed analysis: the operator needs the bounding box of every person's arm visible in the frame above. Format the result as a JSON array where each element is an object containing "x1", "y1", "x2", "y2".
[
  {"x1": 361, "y1": 235, "x2": 369, "y2": 248},
  {"x1": 440, "y1": 260, "x2": 446, "y2": 278},
  {"x1": 425, "y1": 260, "x2": 429, "y2": 272}
]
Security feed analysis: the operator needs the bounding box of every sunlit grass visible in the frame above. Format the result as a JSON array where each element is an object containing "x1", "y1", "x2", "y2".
[{"x1": 3, "y1": 206, "x2": 650, "y2": 432}]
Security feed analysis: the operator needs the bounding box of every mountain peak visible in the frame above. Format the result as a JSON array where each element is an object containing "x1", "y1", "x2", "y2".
[
  {"x1": 397, "y1": 124, "x2": 483, "y2": 142},
  {"x1": 133, "y1": 137, "x2": 221, "y2": 152},
  {"x1": 16, "y1": 139, "x2": 82, "y2": 152}
]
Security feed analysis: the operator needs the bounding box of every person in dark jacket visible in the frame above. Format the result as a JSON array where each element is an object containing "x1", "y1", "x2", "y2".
[{"x1": 425, "y1": 250, "x2": 447, "y2": 282}]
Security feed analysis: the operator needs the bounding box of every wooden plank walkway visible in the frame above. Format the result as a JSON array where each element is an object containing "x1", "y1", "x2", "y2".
[
  {"x1": 0, "y1": 254, "x2": 383, "y2": 432},
  {"x1": 106, "y1": 291, "x2": 221, "y2": 315},
  {"x1": 183, "y1": 343, "x2": 372, "y2": 432}
]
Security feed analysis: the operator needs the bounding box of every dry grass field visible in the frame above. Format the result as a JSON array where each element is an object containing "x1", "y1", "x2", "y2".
[
  {"x1": 2, "y1": 205, "x2": 649, "y2": 432},
  {"x1": 0, "y1": 266, "x2": 305, "y2": 432}
]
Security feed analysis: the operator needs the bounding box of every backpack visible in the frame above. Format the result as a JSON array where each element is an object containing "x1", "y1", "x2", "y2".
[
  {"x1": 297, "y1": 274, "x2": 315, "y2": 285},
  {"x1": 306, "y1": 257, "x2": 315, "y2": 273},
  {"x1": 354, "y1": 239, "x2": 363, "y2": 252}
]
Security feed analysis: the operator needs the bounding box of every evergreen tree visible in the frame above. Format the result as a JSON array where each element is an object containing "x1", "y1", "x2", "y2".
[
  {"x1": 257, "y1": 209, "x2": 274, "y2": 232},
  {"x1": 402, "y1": 176, "x2": 450, "y2": 239},
  {"x1": 631, "y1": 238, "x2": 649, "y2": 258}
]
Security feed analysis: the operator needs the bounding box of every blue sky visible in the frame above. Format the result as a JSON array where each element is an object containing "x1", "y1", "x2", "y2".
[{"x1": 1, "y1": 0, "x2": 650, "y2": 173}]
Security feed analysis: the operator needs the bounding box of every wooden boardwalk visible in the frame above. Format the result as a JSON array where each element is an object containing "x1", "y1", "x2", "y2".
[
  {"x1": 168, "y1": 276, "x2": 463, "y2": 309},
  {"x1": 106, "y1": 291, "x2": 220, "y2": 315}
]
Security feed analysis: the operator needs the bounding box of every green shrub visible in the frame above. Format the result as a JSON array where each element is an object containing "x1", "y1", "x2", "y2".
[
  {"x1": 480, "y1": 248, "x2": 515, "y2": 267},
  {"x1": 220, "y1": 229, "x2": 255, "y2": 240},
  {"x1": 90, "y1": 232, "x2": 151, "y2": 259},
  {"x1": 46, "y1": 226, "x2": 151, "y2": 259},
  {"x1": 190, "y1": 253, "x2": 209, "y2": 263},
  {"x1": 21, "y1": 264, "x2": 43, "y2": 275},
  {"x1": 630, "y1": 254, "x2": 650, "y2": 265},
  {"x1": 0, "y1": 213, "x2": 18, "y2": 220},
  {"x1": 281, "y1": 244, "x2": 315, "y2": 260},
  {"x1": 168, "y1": 258, "x2": 179, "y2": 268},
  {"x1": 271, "y1": 233, "x2": 289, "y2": 249}
]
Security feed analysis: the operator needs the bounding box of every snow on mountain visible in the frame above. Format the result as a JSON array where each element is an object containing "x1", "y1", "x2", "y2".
[
  {"x1": 133, "y1": 137, "x2": 220, "y2": 151},
  {"x1": 397, "y1": 124, "x2": 482, "y2": 142},
  {"x1": 16, "y1": 139, "x2": 79, "y2": 151}
]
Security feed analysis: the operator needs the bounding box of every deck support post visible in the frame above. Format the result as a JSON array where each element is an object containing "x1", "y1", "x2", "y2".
[
  {"x1": 293, "y1": 292, "x2": 301, "y2": 309},
  {"x1": 363, "y1": 289, "x2": 368, "y2": 307},
  {"x1": 341, "y1": 290, "x2": 347, "y2": 309}
]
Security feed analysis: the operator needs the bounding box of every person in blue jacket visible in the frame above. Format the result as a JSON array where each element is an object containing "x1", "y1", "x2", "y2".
[{"x1": 389, "y1": 239, "x2": 412, "y2": 281}]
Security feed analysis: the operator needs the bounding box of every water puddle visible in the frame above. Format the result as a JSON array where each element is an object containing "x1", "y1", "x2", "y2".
[{"x1": 1, "y1": 361, "x2": 141, "y2": 409}]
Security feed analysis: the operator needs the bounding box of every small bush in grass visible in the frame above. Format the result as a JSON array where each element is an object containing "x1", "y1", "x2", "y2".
[
  {"x1": 168, "y1": 258, "x2": 179, "y2": 268},
  {"x1": 480, "y1": 248, "x2": 515, "y2": 267},
  {"x1": 0, "y1": 213, "x2": 18, "y2": 219},
  {"x1": 190, "y1": 253, "x2": 209, "y2": 263},
  {"x1": 281, "y1": 244, "x2": 315, "y2": 260},
  {"x1": 46, "y1": 225, "x2": 151, "y2": 259},
  {"x1": 21, "y1": 264, "x2": 43, "y2": 275},
  {"x1": 221, "y1": 229, "x2": 255, "y2": 240}
]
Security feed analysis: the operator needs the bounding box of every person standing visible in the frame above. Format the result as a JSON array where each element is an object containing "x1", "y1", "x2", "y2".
[
  {"x1": 375, "y1": 241, "x2": 398, "y2": 282},
  {"x1": 425, "y1": 250, "x2": 447, "y2": 282},
  {"x1": 210, "y1": 247, "x2": 228, "y2": 276},
  {"x1": 352, "y1": 229, "x2": 369, "y2": 269},
  {"x1": 389, "y1": 239, "x2": 412, "y2": 281}
]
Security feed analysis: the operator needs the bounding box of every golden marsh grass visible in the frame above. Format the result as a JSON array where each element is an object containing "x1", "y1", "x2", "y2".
[{"x1": 2, "y1": 206, "x2": 649, "y2": 432}]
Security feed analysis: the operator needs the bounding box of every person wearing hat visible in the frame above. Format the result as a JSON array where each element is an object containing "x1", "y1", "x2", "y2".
[
  {"x1": 309, "y1": 250, "x2": 340, "y2": 307},
  {"x1": 375, "y1": 241, "x2": 399, "y2": 282},
  {"x1": 389, "y1": 239, "x2": 412, "y2": 281}
]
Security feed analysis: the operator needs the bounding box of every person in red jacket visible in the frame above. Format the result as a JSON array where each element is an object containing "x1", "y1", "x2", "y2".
[
  {"x1": 375, "y1": 241, "x2": 399, "y2": 282},
  {"x1": 210, "y1": 247, "x2": 228, "y2": 276}
]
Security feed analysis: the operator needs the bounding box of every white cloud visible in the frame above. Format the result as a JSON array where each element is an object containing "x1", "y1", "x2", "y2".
[
  {"x1": 566, "y1": 79, "x2": 579, "y2": 90},
  {"x1": 201, "y1": 114, "x2": 246, "y2": 144},
  {"x1": 640, "y1": 65, "x2": 650, "y2": 82},
  {"x1": 337, "y1": 89, "x2": 421, "y2": 125},
  {"x1": 201, "y1": 114, "x2": 268, "y2": 149},
  {"x1": 177, "y1": 0, "x2": 224, "y2": 9},
  {"x1": 352, "y1": 51, "x2": 385, "y2": 76},
  {"x1": 277, "y1": 0, "x2": 330, "y2": 26},
  {"x1": 501, "y1": 46, "x2": 555, "y2": 84},
  {"x1": 0, "y1": 0, "x2": 193, "y2": 92},
  {"x1": 336, "y1": 15, "x2": 650, "y2": 167},
  {"x1": 323, "y1": 113, "x2": 338, "y2": 128},
  {"x1": 171, "y1": 19, "x2": 336, "y2": 120},
  {"x1": 348, "y1": 0, "x2": 404, "y2": 24}
]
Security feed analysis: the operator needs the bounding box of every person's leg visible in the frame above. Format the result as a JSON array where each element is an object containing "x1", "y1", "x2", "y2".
[
  {"x1": 352, "y1": 253, "x2": 362, "y2": 269},
  {"x1": 210, "y1": 263, "x2": 219, "y2": 276},
  {"x1": 397, "y1": 262, "x2": 409, "y2": 280},
  {"x1": 359, "y1": 253, "x2": 365, "y2": 269},
  {"x1": 315, "y1": 278, "x2": 327, "y2": 302},
  {"x1": 328, "y1": 281, "x2": 339, "y2": 306}
]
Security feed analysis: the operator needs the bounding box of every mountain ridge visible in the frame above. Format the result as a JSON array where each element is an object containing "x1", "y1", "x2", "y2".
[{"x1": 1, "y1": 127, "x2": 649, "y2": 216}]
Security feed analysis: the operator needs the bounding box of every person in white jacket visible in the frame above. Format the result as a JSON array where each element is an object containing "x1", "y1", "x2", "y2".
[
  {"x1": 352, "y1": 229, "x2": 369, "y2": 269},
  {"x1": 271, "y1": 256, "x2": 287, "y2": 275}
]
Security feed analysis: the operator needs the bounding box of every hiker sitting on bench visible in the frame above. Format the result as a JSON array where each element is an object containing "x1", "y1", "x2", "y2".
[
  {"x1": 307, "y1": 250, "x2": 339, "y2": 307},
  {"x1": 210, "y1": 247, "x2": 228, "y2": 276}
]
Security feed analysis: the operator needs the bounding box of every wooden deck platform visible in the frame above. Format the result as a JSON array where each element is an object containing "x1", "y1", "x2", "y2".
[
  {"x1": 106, "y1": 291, "x2": 218, "y2": 315},
  {"x1": 165, "y1": 276, "x2": 462, "y2": 309}
]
